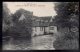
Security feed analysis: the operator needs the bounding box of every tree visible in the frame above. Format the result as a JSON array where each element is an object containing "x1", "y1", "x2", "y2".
[
  {"x1": 11, "y1": 9, "x2": 33, "y2": 40},
  {"x1": 53, "y1": 2, "x2": 79, "y2": 49},
  {"x1": 53, "y1": 2, "x2": 79, "y2": 32},
  {"x1": 2, "y1": 3, "x2": 12, "y2": 37}
]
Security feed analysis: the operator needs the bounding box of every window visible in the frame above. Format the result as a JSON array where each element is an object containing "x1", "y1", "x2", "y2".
[
  {"x1": 42, "y1": 27, "x2": 44, "y2": 31},
  {"x1": 40, "y1": 27, "x2": 44, "y2": 31},
  {"x1": 35, "y1": 27, "x2": 37, "y2": 32},
  {"x1": 50, "y1": 27, "x2": 54, "y2": 30}
]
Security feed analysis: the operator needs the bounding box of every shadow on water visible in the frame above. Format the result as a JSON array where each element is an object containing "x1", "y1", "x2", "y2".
[{"x1": 3, "y1": 33, "x2": 32, "y2": 50}]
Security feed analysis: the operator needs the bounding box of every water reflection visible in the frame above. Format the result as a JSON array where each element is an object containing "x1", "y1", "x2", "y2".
[
  {"x1": 3, "y1": 35, "x2": 55, "y2": 50},
  {"x1": 3, "y1": 37, "x2": 32, "y2": 50}
]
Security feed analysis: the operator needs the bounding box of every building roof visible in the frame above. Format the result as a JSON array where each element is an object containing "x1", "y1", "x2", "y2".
[
  {"x1": 17, "y1": 9, "x2": 33, "y2": 22},
  {"x1": 32, "y1": 16, "x2": 52, "y2": 27},
  {"x1": 19, "y1": 14, "x2": 26, "y2": 21}
]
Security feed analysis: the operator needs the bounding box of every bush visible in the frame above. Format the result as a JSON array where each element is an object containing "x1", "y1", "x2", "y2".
[
  {"x1": 53, "y1": 30, "x2": 79, "y2": 50},
  {"x1": 53, "y1": 38, "x2": 79, "y2": 50}
]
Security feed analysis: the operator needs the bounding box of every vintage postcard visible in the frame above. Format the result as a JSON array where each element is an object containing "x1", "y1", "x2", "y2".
[{"x1": 2, "y1": 2, "x2": 79, "y2": 50}]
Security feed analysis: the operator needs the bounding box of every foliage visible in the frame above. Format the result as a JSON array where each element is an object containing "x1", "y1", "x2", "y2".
[
  {"x1": 2, "y1": 3, "x2": 13, "y2": 37},
  {"x1": 53, "y1": 2, "x2": 79, "y2": 49},
  {"x1": 11, "y1": 9, "x2": 32, "y2": 39},
  {"x1": 54, "y1": 2, "x2": 79, "y2": 28}
]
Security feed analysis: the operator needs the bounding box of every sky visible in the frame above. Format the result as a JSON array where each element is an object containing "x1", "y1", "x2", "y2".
[{"x1": 3, "y1": 2, "x2": 57, "y2": 17}]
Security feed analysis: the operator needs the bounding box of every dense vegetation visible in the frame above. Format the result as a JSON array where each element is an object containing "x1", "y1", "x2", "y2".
[
  {"x1": 2, "y1": 3, "x2": 32, "y2": 41},
  {"x1": 2, "y1": 3, "x2": 13, "y2": 37},
  {"x1": 11, "y1": 9, "x2": 32, "y2": 40},
  {"x1": 53, "y1": 2, "x2": 79, "y2": 49}
]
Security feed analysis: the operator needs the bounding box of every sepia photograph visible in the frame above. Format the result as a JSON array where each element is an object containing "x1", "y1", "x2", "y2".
[{"x1": 2, "y1": 2, "x2": 79, "y2": 50}]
